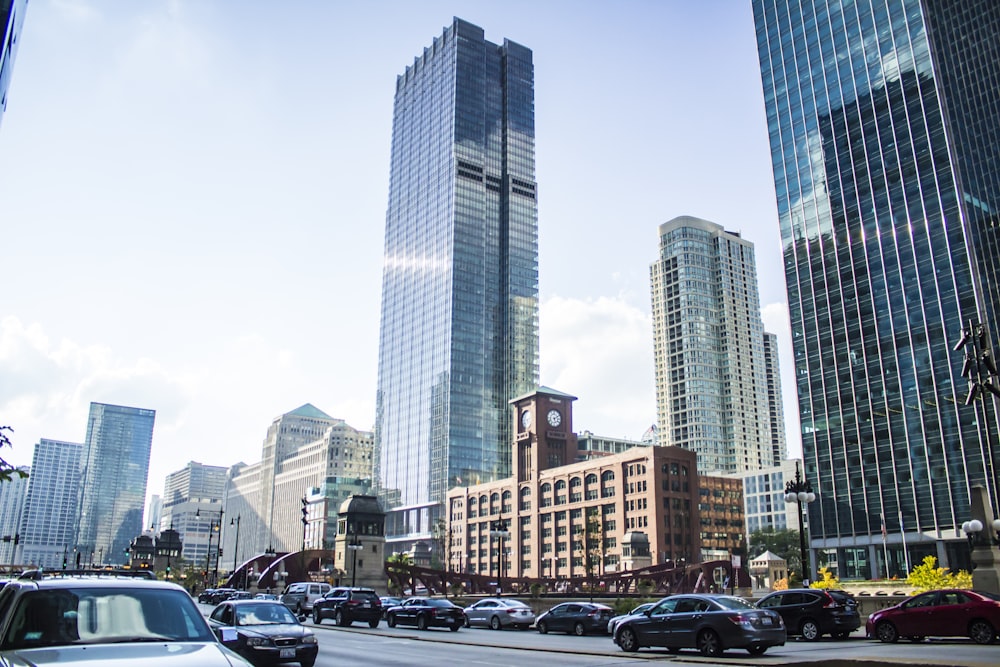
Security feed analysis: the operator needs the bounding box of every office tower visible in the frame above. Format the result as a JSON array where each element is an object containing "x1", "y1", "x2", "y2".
[
  {"x1": 222, "y1": 404, "x2": 374, "y2": 564},
  {"x1": 650, "y1": 215, "x2": 777, "y2": 474},
  {"x1": 76, "y1": 402, "x2": 155, "y2": 565},
  {"x1": 160, "y1": 461, "x2": 227, "y2": 563},
  {"x1": 0, "y1": 463, "x2": 28, "y2": 563},
  {"x1": 753, "y1": 0, "x2": 1000, "y2": 577},
  {"x1": 0, "y1": 0, "x2": 27, "y2": 129},
  {"x1": 18, "y1": 439, "x2": 81, "y2": 568},
  {"x1": 375, "y1": 18, "x2": 539, "y2": 548},
  {"x1": 762, "y1": 333, "x2": 787, "y2": 464}
]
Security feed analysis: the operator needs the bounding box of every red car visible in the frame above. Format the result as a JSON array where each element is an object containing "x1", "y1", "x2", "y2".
[{"x1": 866, "y1": 589, "x2": 1000, "y2": 644}]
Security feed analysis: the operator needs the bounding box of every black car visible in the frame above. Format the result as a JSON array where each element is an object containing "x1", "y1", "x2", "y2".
[
  {"x1": 535, "y1": 602, "x2": 613, "y2": 636},
  {"x1": 198, "y1": 588, "x2": 217, "y2": 604},
  {"x1": 384, "y1": 597, "x2": 464, "y2": 631},
  {"x1": 312, "y1": 587, "x2": 382, "y2": 627},
  {"x1": 209, "y1": 588, "x2": 237, "y2": 605},
  {"x1": 208, "y1": 599, "x2": 319, "y2": 667},
  {"x1": 614, "y1": 594, "x2": 786, "y2": 657},
  {"x1": 756, "y1": 588, "x2": 860, "y2": 641}
]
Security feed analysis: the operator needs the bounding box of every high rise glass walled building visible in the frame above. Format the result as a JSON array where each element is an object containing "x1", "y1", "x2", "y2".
[
  {"x1": 0, "y1": 0, "x2": 27, "y2": 129},
  {"x1": 753, "y1": 0, "x2": 1000, "y2": 577},
  {"x1": 376, "y1": 17, "x2": 539, "y2": 547},
  {"x1": 19, "y1": 439, "x2": 81, "y2": 568},
  {"x1": 75, "y1": 402, "x2": 155, "y2": 565},
  {"x1": 650, "y1": 216, "x2": 780, "y2": 474}
]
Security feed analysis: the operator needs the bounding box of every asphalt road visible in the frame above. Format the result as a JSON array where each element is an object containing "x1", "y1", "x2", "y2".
[{"x1": 199, "y1": 602, "x2": 1000, "y2": 666}]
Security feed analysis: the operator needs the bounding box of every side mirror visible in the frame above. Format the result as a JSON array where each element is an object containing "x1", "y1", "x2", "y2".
[{"x1": 219, "y1": 628, "x2": 239, "y2": 645}]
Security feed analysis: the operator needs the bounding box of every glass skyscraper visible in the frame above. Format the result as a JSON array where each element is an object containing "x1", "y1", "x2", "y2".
[
  {"x1": 18, "y1": 439, "x2": 80, "y2": 569},
  {"x1": 75, "y1": 402, "x2": 156, "y2": 565},
  {"x1": 375, "y1": 18, "x2": 539, "y2": 546},
  {"x1": 0, "y1": 0, "x2": 27, "y2": 129},
  {"x1": 753, "y1": 0, "x2": 1000, "y2": 577}
]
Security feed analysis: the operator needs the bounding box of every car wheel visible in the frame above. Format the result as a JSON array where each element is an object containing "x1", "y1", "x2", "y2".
[
  {"x1": 369, "y1": 618, "x2": 379, "y2": 629},
  {"x1": 573, "y1": 621, "x2": 586, "y2": 636},
  {"x1": 335, "y1": 610, "x2": 347, "y2": 627},
  {"x1": 490, "y1": 616, "x2": 502, "y2": 631},
  {"x1": 747, "y1": 644, "x2": 768, "y2": 656},
  {"x1": 800, "y1": 619, "x2": 821, "y2": 641},
  {"x1": 697, "y1": 629, "x2": 723, "y2": 657},
  {"x1": 312, "y1": 609, "x2": 321, "y2": 624},
  {"x1": 969, "y1": 620, "x2": 996, "y2": 645},
  {"x1": 387, "y1": 614, "x2": 397, "y2": 628},
  {"x1": 875, "y1": 621, "x2": 898, "y2": 643},
  {"x1": 537, "y1": 621, "x2": 548, "y2": 634},
  {"x1": 618, "y1": 627, "x2": 640, "y2": 652},
  {"x1": 417, "y1": 615, "x2": 428, "y2": 631},
  {"x1": 450, "y1": 623, "x2": 460, "y2": 632}
]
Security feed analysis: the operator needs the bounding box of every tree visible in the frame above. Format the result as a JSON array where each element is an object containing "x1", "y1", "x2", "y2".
[
  {"x1": 906, "y1": 555, "x2": 973, "y2": 592},
  {"x1": 0, "y1": 426, "x2": 28, "y2": 483},
  {"x1": 748, "y1": 528, "x2": 801, "y2": 574}
]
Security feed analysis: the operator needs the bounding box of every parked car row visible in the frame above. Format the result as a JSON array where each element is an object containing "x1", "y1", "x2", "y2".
[{"x1": 198, "y1": 588, "x2": 256, "y2": 605}]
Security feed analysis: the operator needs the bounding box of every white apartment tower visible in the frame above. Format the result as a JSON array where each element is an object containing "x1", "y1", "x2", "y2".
[
  {"x1": 651, "y1": 215, "x2": 780, "y2": 474},
  {"x1": 18, "y1": 439, "x2": 82, "y2": 568}
]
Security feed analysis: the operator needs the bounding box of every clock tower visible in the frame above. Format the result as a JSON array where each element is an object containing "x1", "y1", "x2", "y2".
[{"x1": 510, "y1": 387, "x2": 578, "y2": 483}]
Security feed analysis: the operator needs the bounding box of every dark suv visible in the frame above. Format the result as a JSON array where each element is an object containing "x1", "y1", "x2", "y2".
[
  {"x1": 312, "y1": 587, "x2": 382, "y2": 627},
  {"x1": 756, "y1": 588, "x2": 860, "y2": 641}
]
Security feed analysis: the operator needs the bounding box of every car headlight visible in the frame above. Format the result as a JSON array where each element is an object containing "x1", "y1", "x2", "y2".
[
  {"x1": 301, "y1": 634, "x2": 318, "y2": 645},
  {"x1": 245, "y1": 637, "x2": 269, "y2": 647}
]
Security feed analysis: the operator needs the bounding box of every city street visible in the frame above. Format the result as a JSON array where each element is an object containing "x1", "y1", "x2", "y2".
[{"x1": 198, "y1": 603, "x2": 1000, "y2": 666}]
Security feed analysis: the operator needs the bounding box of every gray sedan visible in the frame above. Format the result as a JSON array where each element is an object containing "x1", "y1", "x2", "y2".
[
  {"x1": 613, "y1": 594, "x2": 786, "y2": 657},
  {"x1": 463, "y1": 598, "x2": 536, "y2": 630}
]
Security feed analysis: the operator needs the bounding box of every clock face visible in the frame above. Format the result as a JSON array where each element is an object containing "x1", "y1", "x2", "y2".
[
  {"x1": 521, "y1": 410, "x2": 532, "y2": 429},
  {"x1": 547, "y1": 409, "x2": 562, "y2": 427}
]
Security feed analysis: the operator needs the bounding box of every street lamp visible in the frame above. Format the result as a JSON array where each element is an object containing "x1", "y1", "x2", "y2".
[
  {"x1": 963, "y1": 518, "x2": 1000, "y2": 550},
  {"x1": 784, "y1": 462, "x2": 816, "y2": 585},
  {"x1": 196, "y1": 507, "x2": 224, "y2": 587},
  {"x1": 347, "y1": 535, "x2": 363, "y2": 587},
  {"x1": 231, "y1": 516, "x2": 242, "y2": 590},
  {"x1": 489, "y1": 518, "x2": 510, "y2": 595}
]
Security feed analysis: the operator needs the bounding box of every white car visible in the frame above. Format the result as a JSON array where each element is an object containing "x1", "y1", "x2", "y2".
[
  {"x1": 608, "y1": 602, "x2": 656, "y2": 635},
  {"x1": 463, "y1": 598, "x2": 536, "y2": 630}
]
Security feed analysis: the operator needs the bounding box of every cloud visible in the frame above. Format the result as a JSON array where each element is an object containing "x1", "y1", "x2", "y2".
[{"x1": 540, "y1": 295, "x2": 655, "y2": 440}]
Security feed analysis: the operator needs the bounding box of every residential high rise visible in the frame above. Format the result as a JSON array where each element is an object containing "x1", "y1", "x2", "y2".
[
  {"x1": 650, "y1": 216, "x2": 779, "y2": 474},
  {"x1": 753, "y1": 0, "x2": 1000, "y2": 577},
  {"x1": 762, "y1": 333, "x2": 787, "y2": 464},
  {"x1": 18, "y1": 439, "x2": 81, "y2": 568},
  {"x1": 0, "y1": 0, "x2": 27, "y2": 129},
  {"x1": 375, "y1": 17, "x2": 539, "y2": 549},
  {"x1": 0, "y1": 463, "x2": 28, "y2": 563},
  {"x1": 75, "y1": 402, "x2": 155, "y2": 565}
]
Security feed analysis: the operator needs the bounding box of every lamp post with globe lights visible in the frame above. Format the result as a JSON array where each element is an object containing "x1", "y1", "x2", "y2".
[{"x1": 784, "y1": 462, "x2": 816, "y2": 585}]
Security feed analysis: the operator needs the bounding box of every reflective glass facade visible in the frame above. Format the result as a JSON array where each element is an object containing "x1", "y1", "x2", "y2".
[
  {"x1": 376, "y1": 18, "x2": 539, "y2": 541},
  {"x1": 0, "y1": 0, "x2": 27, "y2": 128},
  {"x1": 19, "y1": 439, "x2": 81, "y2": 569},
  {"x1": 76, "y1": 403, "x2": 156, "y2": 565},
  {"x1": 753, "y1": 0, "x2": 1000, "y2": 574}
]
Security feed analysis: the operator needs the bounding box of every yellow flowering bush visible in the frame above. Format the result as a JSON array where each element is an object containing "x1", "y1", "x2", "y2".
[
  {"x1": 809, "y1": 567, "x2": 840, "y2": 589},
  {"x1": 906, "y1": 555, "x2": 973, "y2": 592}
]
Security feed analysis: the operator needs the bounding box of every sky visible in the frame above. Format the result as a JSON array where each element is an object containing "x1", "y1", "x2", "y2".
[{"x1": 0, "y1": 0, "x2": 798, "y2": 510}]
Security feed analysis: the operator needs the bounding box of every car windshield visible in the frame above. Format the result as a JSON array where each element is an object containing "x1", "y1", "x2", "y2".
[
  {"x1": 712, "y1": 596, "x2": 756, "y2": 610},
  {"x1": 1, "y1": 587, "x2": 215, "y2": 650},
  {"x1": 236, "y1": 603, "x2": 298, "y2": 626},
  {"x1": 427, "y1": 599, "x2": 455, "y2": 608}
]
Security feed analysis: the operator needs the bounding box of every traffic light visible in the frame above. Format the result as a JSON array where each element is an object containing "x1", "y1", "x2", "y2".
[
  {"x1": 62, "y1": 554, "x2": 68, "y2": 569},
  {"x1": 300, "y1": 497, "x2": 308, "y2": 526},
  {"x1": 166, "y1": 564, "x2": 171, "y2": 576}
]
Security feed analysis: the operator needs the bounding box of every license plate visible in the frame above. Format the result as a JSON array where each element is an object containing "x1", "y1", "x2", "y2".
[
  {"x1": 362, "y1": 602, "x2": 370, "y2": 607},
  {"x1": 279, "y1": 649, "x2": 295, "y2": 659},
  {"x1": 761, "y1": 617, "x2": 772, "y2": 625}
]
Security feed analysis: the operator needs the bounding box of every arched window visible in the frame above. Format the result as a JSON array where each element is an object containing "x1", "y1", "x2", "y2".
[
  {"x1": 601, "y1": 471, "x2": 615, "y2": 482},
  {"x1": 585, "y1": 473, "x2": 598, "y2": 485},
  {"x1": 502, "y1": 490, "x2": 512, "y2": 502},
  {"x1": 570, "y1": 477, "x2": 582, "y2": 488},
  {"x1": 541, "y1": 482, "x2": 552, "y2": 494},
  {"x1": 520, "y1": 487, "x2": 531, "y2": 498},
  {"x1": 555, "y1": 480, "x2": 567, "y2": 490}
]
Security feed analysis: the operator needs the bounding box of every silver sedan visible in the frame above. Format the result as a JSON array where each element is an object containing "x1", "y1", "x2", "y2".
[{"x1": 463, "y1": 598, "x2": 536, "y2": 630}]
